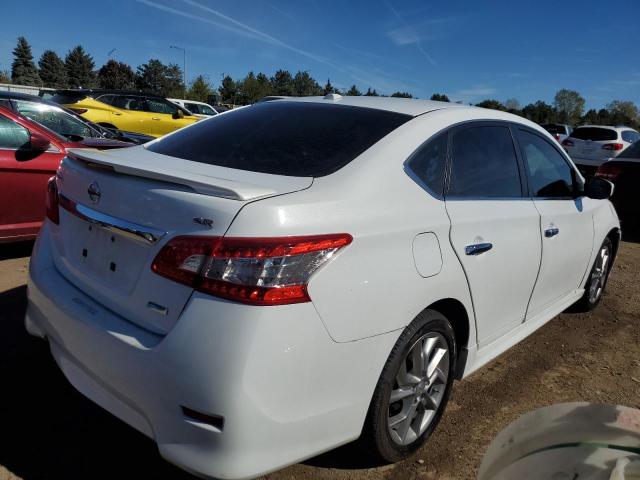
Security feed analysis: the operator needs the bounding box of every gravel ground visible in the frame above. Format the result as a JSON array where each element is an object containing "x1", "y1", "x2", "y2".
[{"x1": 1, "y1": 235, "x2": 638, "y2": 480}]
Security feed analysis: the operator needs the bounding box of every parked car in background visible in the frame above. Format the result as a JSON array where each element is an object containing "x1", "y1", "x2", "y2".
[
  {"x1": 168, "y1": 98, "x2": 218, "y2": 118},
  {"x1": 1, "y1": 92, "x2": 153, "y2": 145},
  {"x1": 27, "y1": 96, "x2": 620, "y2": 479},
  {"x1": 50, "y1": 89, "x2": 199, "y2": 137},
  {"x1": 596, "y1": 140, "x2": 640, "y2": 231},
  {"x1": 562, "y1": 125, "x2": 640, "y2": 176},
  {"x1": 542, "y1": 123, "x2": 572, "y2": 143},
  {"x1": 0, "y1": 103, "x2": 132, "y2": 243}
]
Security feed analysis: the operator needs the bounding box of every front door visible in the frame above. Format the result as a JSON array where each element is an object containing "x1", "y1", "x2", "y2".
[
  {"x1": 516, "y1": 128, "x2": 595, "y2": 318},
  {"x1": 0, "y1": 114, "x2": 61, "y2": 241},
  {"x1": 445, "y1": 123, "x2": 542, "y2": 347}
]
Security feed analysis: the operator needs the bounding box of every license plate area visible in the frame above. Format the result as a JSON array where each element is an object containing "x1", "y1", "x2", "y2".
[{"x1": 62, "y1": 213, "x2": 150, "y2": 294}]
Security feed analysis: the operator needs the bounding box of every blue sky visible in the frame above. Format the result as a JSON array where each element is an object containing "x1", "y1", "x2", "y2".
[{"x1": 2, "y1": 0, "x2": 639, "y2": 109}]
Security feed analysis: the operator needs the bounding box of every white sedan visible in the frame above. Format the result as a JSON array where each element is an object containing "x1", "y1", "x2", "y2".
[{"x1": 26, "y1": 95, "x2": 620, "y2": 479}]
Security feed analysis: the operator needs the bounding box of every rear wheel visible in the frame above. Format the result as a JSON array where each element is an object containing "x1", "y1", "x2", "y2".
[
  {"x1": 364, "y1": 310, "x2": 456, "y2": 462},
  {"x1": 573, "y1": 237, "x2": 613, "y2": 312}
]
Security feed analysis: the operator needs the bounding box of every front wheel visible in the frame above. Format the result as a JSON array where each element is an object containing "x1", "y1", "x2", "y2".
[
  {"x1": 573, "y1": 237, "x2": 613, "y2": 312},
  {"x1": 364, "y1": 310, "x2": 456, "y2": 462}
]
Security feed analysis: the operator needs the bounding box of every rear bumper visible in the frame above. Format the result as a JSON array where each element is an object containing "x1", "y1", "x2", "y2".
[{"x1": 27, "y1": 223, "x2": 399, "y2": 479}]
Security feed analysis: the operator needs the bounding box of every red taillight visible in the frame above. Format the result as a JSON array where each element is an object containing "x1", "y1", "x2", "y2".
[
  {"x1": 602, "y1": 143, "x2": 624, "y2": 151},
  {"x1": 561, "y1": 139, "x2": 574, "y2": 147},
  {"x1": 70, "y1": 108, "x2": 88, "y2": 115},
  {"x1": 151, "y1": 233, "x2": 353, "y2": 305},
  {"x1": 45, "y1": 176, "x2": 59, "y2": 224},
  {"x1": 595, "y1": 164, "x2": 622, "y2": 180},
  {"x1": 554, "y1": 134, "x2": 561, "y2": 142}
]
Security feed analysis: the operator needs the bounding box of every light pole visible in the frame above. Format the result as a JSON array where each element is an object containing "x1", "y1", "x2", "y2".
[{"x1": 170, "y1": 45, "x2": 186, "y2": 99}]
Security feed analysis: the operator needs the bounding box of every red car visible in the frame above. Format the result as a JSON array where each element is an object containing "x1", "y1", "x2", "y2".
[{"x1": 0, "y1": 102, "x2": 131, "y2": 243}]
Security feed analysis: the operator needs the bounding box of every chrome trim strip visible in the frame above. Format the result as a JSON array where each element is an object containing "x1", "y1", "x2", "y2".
[{"x1": 60, "y1": 195, "x2": 166, "y2": 244}]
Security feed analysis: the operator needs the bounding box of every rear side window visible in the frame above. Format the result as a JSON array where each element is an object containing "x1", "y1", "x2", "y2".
[
  {"x1": 619, "y1": 141, "x2": 640, "y2": 158},
  {"x1": 147, "y1": 102, "x2": 411, "y2": 177},
  {"x1": 185, "y1": 103, "x2": 200, "y2": 114},
  {"x1": 621, "y1": 130, "x2": 640, "y2": 143},
  {"x1": 518, "y1": 130, "x2": 575, "y2": 198},
  {"x1": 448, "y1": 125, "x2": 522, "y2": 198},
  {"x1": 0, "y1": 114, "x2": 30, "y2": 149},
  {"x1": 96, "y1": 94, "x2": 115, "y2": 105},
  {"x1": 50, "y1": 92, "x2": 87, "y2": 105},
  {"x1": 406, "y1": 132, "x2": 448, "y2": 197},
  {"x1": 112, "y1": 96, "x2": 145, "y2": 111},
  {"x1": 570, "y1": 127, "x2": 617, "y2": 141}
]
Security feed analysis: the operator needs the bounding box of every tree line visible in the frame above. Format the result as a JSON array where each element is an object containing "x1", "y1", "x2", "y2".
[{"x1": 3, "y1": 36, "x2": 639, "y2": 129}]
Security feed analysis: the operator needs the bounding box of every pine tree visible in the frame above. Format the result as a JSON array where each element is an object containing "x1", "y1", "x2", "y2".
[
  {"x1": 0, "y1": 70, "x2": 11, "y2": 84},
  {"x1": 98, "y1": 60, "x2": 135, "y2": 90},
  {"x1": 219, "y1": 75, "x2": 238, "y2": 104},
  {"x1": 346, "y1": 85, "x2": 361, "y2": 96},
  {"x1": 365, "y1": 87, "x2": 379, "y2": 96},
  {"x1": 38, "y1": 50, "x2": 67, "y2": 88},
  {"x1": 270, "y1": 69, "x2": 294, "y2": 96},
  {"x1": 323, "y1": 78, "x2": 337, "y2": 95},
  {"x1": 11, "y1": 37, "x2": 42, "y2": 86},
  {"x1": 187, "y1": 75, "x2": 213, "y2": 102},
  {"x1": 65, "y1": 46, "x2": 96, "y2": 88}
]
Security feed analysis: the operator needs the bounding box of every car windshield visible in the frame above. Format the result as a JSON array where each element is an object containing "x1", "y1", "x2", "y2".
[
  {"x1": 146, "y1": 101, "x2": 411, "y2": 177},
  {"x1": 619, "y1": 141, "x2": 640, "y2": 159},
  {"x1": 13, "y1": 100, "x2": 98, "y2": 141},
  {"x1": 570, "y1": 127, "x2": 617, "y2": 141}
]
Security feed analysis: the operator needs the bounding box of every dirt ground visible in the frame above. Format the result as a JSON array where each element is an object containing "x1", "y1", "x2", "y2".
[{"x1": 1, "y1": 235, "x2": 639, "y2": 480}]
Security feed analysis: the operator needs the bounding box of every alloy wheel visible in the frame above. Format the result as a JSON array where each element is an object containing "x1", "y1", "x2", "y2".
[{"x1": 588, "y1": 244, "x2": 611, "y2": 304}]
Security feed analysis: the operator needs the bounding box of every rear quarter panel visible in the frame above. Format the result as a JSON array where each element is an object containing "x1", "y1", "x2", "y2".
[{"x1": 225, "y1": 110, "x2": 477, "y2": 344}]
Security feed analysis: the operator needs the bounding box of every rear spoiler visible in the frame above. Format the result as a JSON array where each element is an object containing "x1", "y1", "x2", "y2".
[{"x1": 66, "y1": 148, "x2": 284, "y2": 201}]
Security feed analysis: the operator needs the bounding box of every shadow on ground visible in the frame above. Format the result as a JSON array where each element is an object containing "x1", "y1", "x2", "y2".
[{"x1": 0, "y1": 241, "x2": 34, "y2": 261}]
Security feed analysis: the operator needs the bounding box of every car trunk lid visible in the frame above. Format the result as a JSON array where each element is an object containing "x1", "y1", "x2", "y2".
[{"x1": 51, "y1": 147, "x2": 312, "y2": 334}]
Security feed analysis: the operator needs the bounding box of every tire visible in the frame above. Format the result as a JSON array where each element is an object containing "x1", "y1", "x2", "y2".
[
  {"x1": 364, "y1": 309, "x2": 456, "y2": 463},
  {"x1": 572, "y1": 237, "x2": 613, "y2": 312}
]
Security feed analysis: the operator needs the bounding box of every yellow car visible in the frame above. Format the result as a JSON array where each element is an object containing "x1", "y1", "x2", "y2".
[{"x1": 51, "y1": 90, "x2": 199, "y2": 137}]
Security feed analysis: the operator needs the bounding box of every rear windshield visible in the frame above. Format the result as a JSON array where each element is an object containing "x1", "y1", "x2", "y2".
[
  {"x1": 570, "y1": 127, "x2": 617, "y2": 141},
  {"x1": 50, "y1": 92, "x2": 88, "y2": 105},
  {"x1": 542, "y1": 124, "x2": 566, "y2": 135},
  {"x1": 146, "y1": 101, "x2": 411, "y2": 177},
  {"x1": 619, "y1": 141, "x2": 640, "y2": 159}
]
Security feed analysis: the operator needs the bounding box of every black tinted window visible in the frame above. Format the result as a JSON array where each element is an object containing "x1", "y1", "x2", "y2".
[
  {"x1": 185, "y1": 103, "x2": 200, "y2": 113},
  {"x1": 407, "y1": 132, "x2": 447, "y2": 196},
  {"x1": 621, "y1": 130, "x2": 639, "y2": 143},
  {"x1": 542, "y1": 124, "x2": 567, "y2": 135},
  {"x1": 570, "y1": 127, "x2": 617, "y2": 141},
  {"x1": 448, "y1": 125, "x2": 522, "y2": 198},
  {"x1": 50, "y1": 92, "x2": 87, "y2": 105},
  {"x1": 146, "y1": 98, "x2": 178, "y2": 114},
  {"x1": 147, "y1": 102, "x2": 411, "y2": 177},
  {"x1": 0, "y1": 114, "x2": 30, "y2": 149},
  {"x1": 519, "y1": 130, "x2": 575, "y2": 198},
  {"x1": 112, "y1": 96, "x2": 145, "y2": 111},
  {"x1": 96, "y1": 94, "x2": 115, "y2": 105}
]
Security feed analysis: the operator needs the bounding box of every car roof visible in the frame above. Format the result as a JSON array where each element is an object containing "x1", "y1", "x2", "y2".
[
  {"x1": 273, "y1": 95, "x2": 471, "y2": 116},
  {"x1": 169, "y1": 98, "x2": 210, "y2": 106},
  {"x1": 0, "y1": 91, "x2": 52, "y2": 102},
  {"x1": 575, "y1": 124, "x2": 636, "y2": 131}
]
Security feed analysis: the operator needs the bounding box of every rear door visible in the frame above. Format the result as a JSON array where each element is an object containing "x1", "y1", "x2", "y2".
[
  {"x1": 445, "y1": 122, "x2": 542, "y2": 347},
  {"x1": 516, "y1": 127, "x2": 594, "y2": 318},
  {"x1": 0, "y1": 112, "x2": 61, "y2": 240},
  {"x1": 109, "y1": 95, "x2": 154, "y2": 135}
]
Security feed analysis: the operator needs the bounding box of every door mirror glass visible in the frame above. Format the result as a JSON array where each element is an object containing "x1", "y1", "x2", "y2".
[
  {"x1": 173, "y1": 109, "x2": 185, "y2": 119},
  {"x1": 584, "y1": 176, "x2": 614, "y2": 199},
  {"x1": 29, "y1": 131, "x2": 51, "y2": 151}
]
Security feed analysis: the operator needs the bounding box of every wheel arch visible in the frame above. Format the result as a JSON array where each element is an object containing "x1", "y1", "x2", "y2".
[
  {"x1": 424, "y1": 298, "x2": 470, "y2": 380},
  {"x1": 606, "y1": 227, "x2": 621, "y2": 262}
]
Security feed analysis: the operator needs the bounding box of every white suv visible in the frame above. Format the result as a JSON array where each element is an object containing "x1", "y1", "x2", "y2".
[
  {"x1": 168, "y1": 98, "x2": 219, "y2": 118},
  {"x1": 26, "y1": 96, "x2": 620, "y2": 479},
  {"x1": 562, "y1": 125, "x2": 640, "y2": 171}
]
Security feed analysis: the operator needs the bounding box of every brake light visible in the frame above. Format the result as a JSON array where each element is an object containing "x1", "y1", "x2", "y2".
[
  {"x1": 602, "y1": 143, "x2": 624, "y2": 151},
  {"x1": 562, "y1": 139, "x2": 574, "y2": 147},
  {"x1": 152, "y1": 233, "x2": 353, "y2": 305},
  {"x1": 595, "y1": 164, "x2": 622, "y2": 180},
  {"x1": 70, "y1": 108, "x2": 88, "y2": 115},
  {"x1": 45, "y1": 176, "x2": 59, "y2": 224},
  {"x1": 554, "y1": 134, "x2": 561, "y2": 142}
]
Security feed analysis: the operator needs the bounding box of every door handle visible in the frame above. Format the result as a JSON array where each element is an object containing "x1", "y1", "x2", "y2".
[
  {"x1": 112, "y1": 112, "x2": 122, "y2": 116},
  {"x1": 544, "y1": 227, "x2": 560, "y2": 238},
  {"x1": 465, "y1": 242, "x2": 493, "y2": 256},
  {"x1": 152, "y1": 117, "x2": 161, "y2": 120}
]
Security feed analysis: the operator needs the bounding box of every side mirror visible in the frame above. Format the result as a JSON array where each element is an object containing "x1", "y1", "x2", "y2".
[
  {"x1": 585, "y1": 176, "x2": 614, "y2": 200},
  {"x1": 29, "y1": 131, "x2": 51, "y2": 151},
  {"x1": 172, "y1": 109, "x2": 185, "y2": 119}
]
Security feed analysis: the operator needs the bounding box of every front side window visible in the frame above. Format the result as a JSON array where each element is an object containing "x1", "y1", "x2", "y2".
[
  {"x1": 185, "y1": 103, "x2": 200, "y2": 114},
  {"x1": 406, "y1": 131, "x2": 447, "y2": 197},
  {"x1": 112, "y1": 95, "x2": 145, "y2": 111},
  {"x1": 145, "y1": 98, "x2": 178, "y2": 115},
  {"x1": 448, "y1": 125, "x2": 522, "y2": 198},
  {"x1": 199, "y1": 105, "x2": 217, "y2": 115},
  {"x1": 518, "y1": 129, "x2": 575, "y2": 198},
  {"x1": 0, "y1": 114, "x2": 30, "y2": 149}
]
